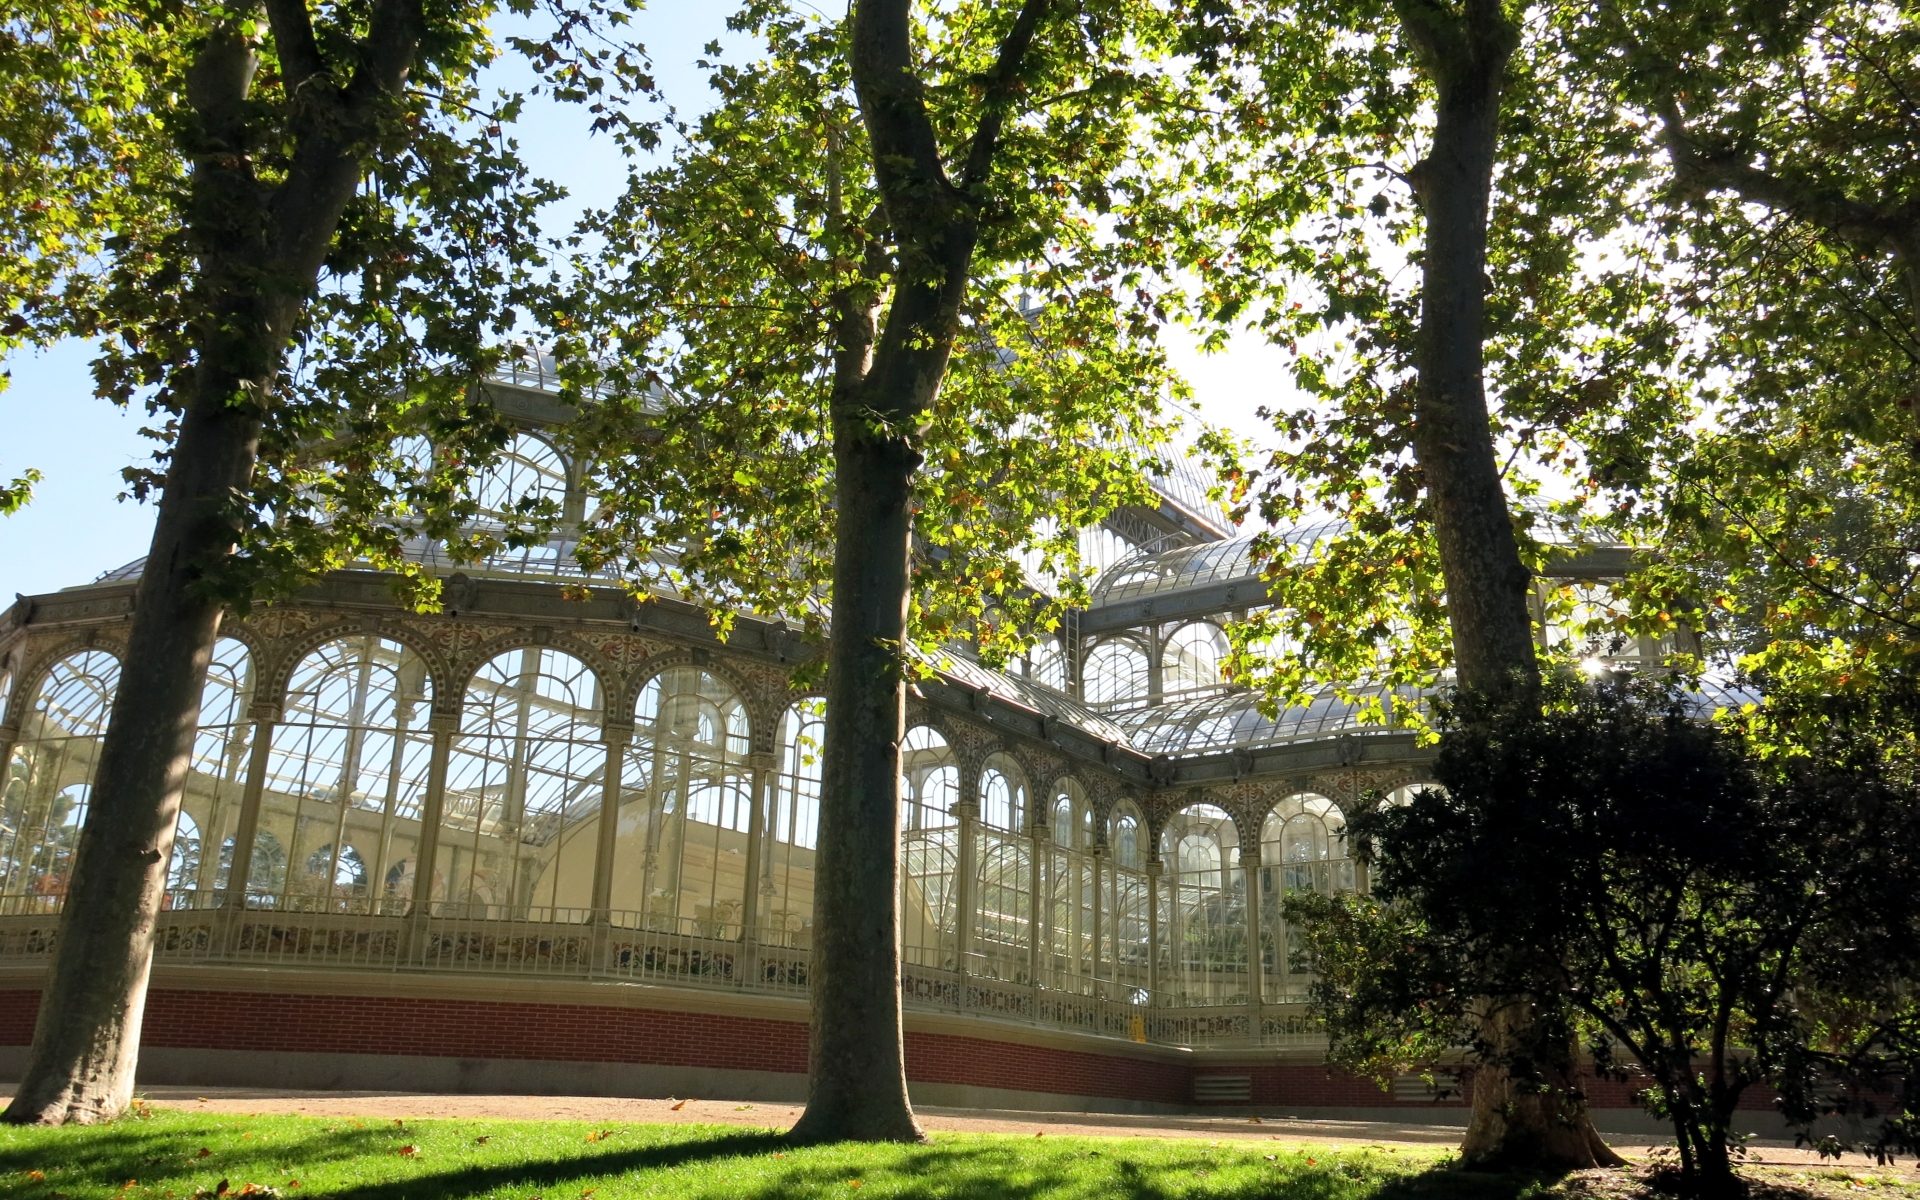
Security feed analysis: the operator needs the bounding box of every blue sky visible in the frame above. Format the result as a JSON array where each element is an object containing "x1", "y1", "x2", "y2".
[{"x1": 0, "y1": 3, "x2": 1286, "y2": 601}]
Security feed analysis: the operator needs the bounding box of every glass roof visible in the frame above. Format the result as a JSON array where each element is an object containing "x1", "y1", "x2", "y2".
[
  {"x1": 931, "y1": 651, "x2": 1133, "y2": 745},
  {"x1": 1090, "y1": 520, "x2": 1342, "y2": 607},
  {"x1": 1119, "y1": 684, "x2": 1421, "y2": 756}
]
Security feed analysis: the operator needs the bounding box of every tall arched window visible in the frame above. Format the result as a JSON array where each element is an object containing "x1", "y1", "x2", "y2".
[
  {"x1": 1026, "y1": 639, "x2": 1067, "y2": 692},
  {"x1": 1161, "y1": 622, "x2": 1227, "y2": 696},
  {"x1": 0, "y1": 665, "x2": 12, "y2": 727},
  {"x1": 1159, "y1": 803, "x2": 1247, "y2": 1005},
  {"x1": 614, "y1": 667, "x2": 750, "y2": 937},
  {"x1": 759, "y1": 698, "x2": 823, "y2": 947},
  {"x1": 1042, "y1": 777, "x2": 1095, "y2": 986},
  {"x1": 1259, "y1": 792, "x2": 1353, "y2": 998},
  {"x1": 267, "y1": 636, "x2": 434, "y2": 914},
  {"x1": 170, "y1": 638, "x2": 256, "y2": 908},
  {"x1": 444, "y1": 646, "x2": 602, "y2": 919},
  {"x1": 900, "y1": 726, "x2": 959, "y2": 965},
  {"x1": 1105, "y1": 800, "x2": 1150, "y2": 997},
  {"x1": 0, "y1": 648, "x2": 120, "y2": 912},
  {"x1": 473, "y1": 432, "x2": 569, "y2": 519},
  {"x1": 1082, "y1": 639, "x2": 1148, "y2": 707},
  {"x1": 978, "y1": 753, "x2": 1026, "y2": 833}
]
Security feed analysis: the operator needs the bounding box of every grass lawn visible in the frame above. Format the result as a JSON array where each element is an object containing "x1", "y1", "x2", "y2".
[{"x1": 1, "y1": 1109, "x2": 1913, "y2": 1200}]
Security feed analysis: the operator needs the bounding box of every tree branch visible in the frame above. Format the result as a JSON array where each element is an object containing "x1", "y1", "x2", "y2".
[
  {"x1": 263, "y1": 0, "x2": 326, "y2": 93},
  {"x1": 959, "y1": 0, "x2": 1051, "y2": 194}
]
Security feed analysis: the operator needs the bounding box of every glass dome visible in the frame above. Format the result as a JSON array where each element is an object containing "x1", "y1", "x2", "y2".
[{"x1": 1120, "y1": 684, "x2": 1422, "y2": 756}]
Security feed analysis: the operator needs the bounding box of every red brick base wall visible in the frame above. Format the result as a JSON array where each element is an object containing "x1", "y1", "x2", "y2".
[
  {"x1": 2, "y1": 987, "x2": 1761, "y2": 1112},
  {"x1": 0, "y1": 988, "x2": 1188, "y2": 1106}
]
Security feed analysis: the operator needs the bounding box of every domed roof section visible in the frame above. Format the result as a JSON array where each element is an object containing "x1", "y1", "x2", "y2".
[{"x1": 931, "y1": 652, "x2": 1132, "y2": 745}]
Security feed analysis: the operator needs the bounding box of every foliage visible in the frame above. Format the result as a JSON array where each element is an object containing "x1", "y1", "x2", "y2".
[
  {"x1": 548, "y1": 1, "x2": 1230, "y2": 657},
  {"x1": 1286, "y1": 677, "x2": 1920, "y2": 1193},
  {"x1": 0, "y1": 0, "x2": 652, "y2": 610},
  {"x1": 0, "y1": 1108, "x2": 1446, "y2": 1200},
  {"x1": 0, "y1": 464, "x2": 39, "y2": 515},
  {"x1": 1161, "y1": 0, "x2": 1676, "y2": 717},
  {"x1": 1570, "y1": 0, "x2": 1920, "y2": 698}
]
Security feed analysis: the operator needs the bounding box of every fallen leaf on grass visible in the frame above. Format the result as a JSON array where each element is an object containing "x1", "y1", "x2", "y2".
[
  {"x1": 123, "y1": 1181, "x2": 137, "y2": 1190},
  {"x1": 197, "y1": 1150, "x2": 212, "y2": 1159},
  {"x1": 397, "y1": 1146, "x2": 418, "y2": 1158},
  {"x1": 735, "y1": 1105, "x2": 753, "y2": 1111},
  {"x1": 26, "y1": 1171, "x2": 45, "y2": 1181},
  {"x1": 773, "y1": 1154, "x2": 785, "y2": 1159},
  {"x1": 848, "y1": 1183, "x2": 862, "y2": 1190},
  {"x1": 1265, "y1": 1155, "x2": 1279, "y2": 1161},
  {"x1": 1033, "y1": 1132, "x2": 1043, "y2": 1138},
  {"x1": 474, "y1": 1137, "x2": 491, "y2": 1145}
]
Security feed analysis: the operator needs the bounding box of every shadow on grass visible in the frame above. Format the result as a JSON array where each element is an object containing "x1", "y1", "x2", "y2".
[{"x1": 0, "y1": 1119, "x2": 407, "y2": 1184}]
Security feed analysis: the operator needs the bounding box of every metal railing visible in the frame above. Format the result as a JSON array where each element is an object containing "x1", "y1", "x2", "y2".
[{"x1": 0, "y1": 899, "x2": 1324, "y2": 1051}]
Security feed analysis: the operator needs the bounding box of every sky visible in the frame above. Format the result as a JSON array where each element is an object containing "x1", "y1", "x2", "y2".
[{"x1": 0, "y1": 4, "x2": 1293, "y2": 602}]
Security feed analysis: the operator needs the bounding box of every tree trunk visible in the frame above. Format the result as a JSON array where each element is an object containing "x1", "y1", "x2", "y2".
[
  {"x1": 787, "y1": 423, "x2": 926, "y2": 1145},
  {"x1": 4, "y1": 4, "x2": 423, "y2": 1124},
  {"x1": 1394, "y1": 0, "x2": 1617, "y2": 1169},
  {"x1": 1401, "y1": 0, "x2": 1539, "y2": 697},
  {"x1": 789, "y1": 0, "x2": 1047, "y2": 1143},
  {"x1": 3, "y1": 372, "x2": 263, "y2": 1125}
]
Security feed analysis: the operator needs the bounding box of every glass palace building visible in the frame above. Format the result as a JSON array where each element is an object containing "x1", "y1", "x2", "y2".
[{"x1": 0, "y1": 369, "x2": 1657, "y2": 1113}]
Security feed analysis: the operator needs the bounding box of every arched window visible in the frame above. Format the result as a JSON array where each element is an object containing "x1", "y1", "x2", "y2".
[
  {"x1": 1259, "y1": 792, "x2": 1354, "y2": 997},
  {"x1": 1082, "y1": 639, "x2": 1148, "y2": 707},
  {"x1": 1159, "y1": 803, "x2": 1247, "y2": 1004},
  {"x1": 979, "y1": 752, "x2": 1026, "y2": 832},
  {"x1": 1105, "y1": 800, "x2": 1150, "y2": 995},
  {"x1": 175, "y1": 637, "x2": 256, "y2": 908},
  {"x1": 473, "y1": 431, "x2": 569, "y2": 519},
  {"x1": 1161, "y1": 622, "x2": 1227, "y2": 695},
  {"x1": 1108, "y1": 803, "x2": 1143, "y2": 870},
  {"x1": 0, "y1": 648, "x2": 120, "y2": 911},
  {"x1": 0, "y1": 665, "x2": 12, "y2": 726},
  {"x1": 900, "y1": 727, "x2": 960, "y2": 962},
  {"x1": 975, "y1": 837, "x2": 1032, "y2": 981},
  {"x1": 304, "y1": 843, "x2": 369, "y2": 891},
  {"x1": 900, "y1": 726, "x2": 957, "y2": 832},
  {"x1": 761, "y1": 697, "x2": 824, "y2": 946},
  {"x1": 614, "y1": 667, "x2": 750, "y2": 937},
  {"x1": 218, "y1": 830, "x2": 286, "y2": 895},
  {"x1": 1026, "y1": 639, "x2": 1067, "y2": 692},
  {"x1": 267, "y1": 636, "x2": 433, "y2": 914},
  {"x1": 444, "y1": 646, "x2": 602, "y2": 919},
  {"x1": 1041, "y1": 777, "x2": 1095, "y2": 985},
  {"x1": 165, "y1": 810, "x2": 203, "y2": 902}
]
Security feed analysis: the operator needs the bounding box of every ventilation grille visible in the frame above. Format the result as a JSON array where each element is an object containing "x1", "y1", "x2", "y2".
[{"x1": 1194, "y1": 1074, "x2": 1253, "y2": 1104}]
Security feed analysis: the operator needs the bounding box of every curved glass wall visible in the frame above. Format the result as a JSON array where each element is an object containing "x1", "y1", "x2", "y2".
[
  {"x1": 761, "y1": 698, "x2": 823, "y2": 948},
  {"x1": 1083, "y1": 638, "x2": 1149, "y2": 708},
  {"x1": 900, "y1": 726, "x2": 959, "y2": 967},
  {"x1": 442, "y1": 647, "x2": 603, "y2": 919},
  {"x1": 1105, "y1": 800, "x2": 1149, "y2": 999},
  {"x1": 169, "y1": 638, "x2": 257, "y2": 908},
  {"x1": 974, "y1": 754, "x2": 1031, "y2": 984},
  {"x1": 264, "y1": 637, "x2": 435, "y2": 913},
  {"x1": 1160, "y1": 803, "x2": 1246, "y2": 1005},
  {"x1": 612, "y1": 667, "x2": 750, "y2": 934},
  {"x1": 1257, "y1": 793, "x2": 1353, "y2": 999},
  {"x1": 0, "y1": 649, "x2": 119, "y2": 912}
]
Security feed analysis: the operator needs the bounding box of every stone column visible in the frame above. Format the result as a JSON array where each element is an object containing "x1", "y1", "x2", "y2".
[
  {"x1": 1089, "y1": 843, "x2": 1105, "y2": 1000},
  {"x1": 219, "y1": 705, "x2": 279, "y2": 951},
  {"x1": 1028, "y1": 823, "x2": 1047, "y2": 1006},
  {"x1": 1145, "y1": 857, "x2": 1162, "y2": 1002},
  {"x1": 951, "y1": 793, "x2": 978, "y2": 979},
  {"x1": 1244, "y1": 842, "x2": 1265, "y2": 1040},
  {"x1": 404, "y1": 708, "x2": 459, "y2": 962},
  {"x1": 590, "y1": 722, "x2": 633, "y2": 924},
  {"x1": 739, "y1": 750, "x2": 775, "y2": 936}
]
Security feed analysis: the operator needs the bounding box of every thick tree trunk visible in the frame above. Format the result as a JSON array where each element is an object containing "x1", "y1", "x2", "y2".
[
  {"x1": 1402, "y1": 0, "x2": 1539, "y2": 697},
  {"x1": 3, "y1": 372, "x2": 263, "y2": 1125},
  {"x1": 4, "y1": 5, "x2": 422, "y2": 1124},
  {"x1": 787, "y1": 426, "x2": 925, "y2": 1145},
  {"x1": 1395, "y1": 0, "x2": 1617, "y2": 1169},
  {"x1": 789, "y1": 0, "x2": 1046, "y2": 1143}
]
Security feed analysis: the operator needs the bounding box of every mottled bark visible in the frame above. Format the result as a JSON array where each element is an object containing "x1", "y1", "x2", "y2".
[
  {"x1": 789, "y1": 0, "x2": 1047, "y2": 1144},
  {"x1": 1394, "y1": 0, "x2": 1617, "y2": 1169},
  {"x1": 4, "y1": 0, "x2": 424, "y2": 1125}
]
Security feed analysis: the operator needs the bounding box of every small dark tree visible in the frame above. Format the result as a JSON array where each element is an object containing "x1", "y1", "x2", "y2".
[{"x1": 1288, "y1": 677, "x2": 1920, "y2": 1197}]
